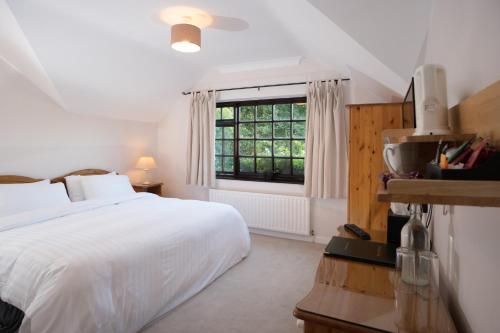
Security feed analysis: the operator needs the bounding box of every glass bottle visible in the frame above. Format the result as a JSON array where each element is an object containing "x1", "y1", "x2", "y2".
[
  {"x1": 400, "y1": 204, "x2": 431, "y2": 286},
  {"x1": 400, "y1": 204, "x2": 430, "y2": 251}
]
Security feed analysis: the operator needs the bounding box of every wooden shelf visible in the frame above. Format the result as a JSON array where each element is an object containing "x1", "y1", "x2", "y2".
[
  {"x1": 382, "y1": 128, "x2": 475, "y2": 144},
  {"x1": 377, "y1": 179, "x2": 500, "y2": 207}
]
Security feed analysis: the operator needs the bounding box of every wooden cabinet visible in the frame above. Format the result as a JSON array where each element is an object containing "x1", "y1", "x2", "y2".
[
  {"x1": 132, "y1": 182, "x2": 163, "y2": 196},
  {"x1": 347, "y1": 103, "x2": 405, "y2": 231}
]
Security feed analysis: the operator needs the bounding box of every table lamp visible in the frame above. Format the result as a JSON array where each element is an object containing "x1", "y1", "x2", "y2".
[{"x1": 135, "y1": 156, "x2": 157, "y2": 185}]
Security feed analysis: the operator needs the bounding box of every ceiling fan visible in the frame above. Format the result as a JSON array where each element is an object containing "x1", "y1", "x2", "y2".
[{"x1": 155, "y1": 6, "x2": 249, "y2": 53}]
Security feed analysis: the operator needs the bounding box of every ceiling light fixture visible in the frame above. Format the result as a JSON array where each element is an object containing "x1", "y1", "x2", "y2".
[{"x1": 171, "y1": 23, "x2": 201, "y2": 53}]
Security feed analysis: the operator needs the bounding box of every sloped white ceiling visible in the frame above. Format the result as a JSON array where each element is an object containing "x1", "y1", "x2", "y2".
[
  {"x1": 0, "y1": 0, "x2": 64, "y2": 107},
  {"x1": 307, "y1": 0, "x2": 432, "y2": 79},
  {"x1": 5, "y1": 0, "x2": 431, "y2": 122}
]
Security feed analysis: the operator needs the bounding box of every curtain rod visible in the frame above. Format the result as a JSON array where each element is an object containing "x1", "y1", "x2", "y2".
[{"x1": 181, "y1": 78, "x2": 350, "y2": 96}]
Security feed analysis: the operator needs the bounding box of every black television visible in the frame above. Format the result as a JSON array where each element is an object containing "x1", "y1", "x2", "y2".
[{"x1": 402, "y1": 78, "x2": 416, "y2": 128}]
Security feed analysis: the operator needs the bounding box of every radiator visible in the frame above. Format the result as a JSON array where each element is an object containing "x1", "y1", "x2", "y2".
[{"x1": 209, "y1": 189, "x2": 311, "y2": 236}]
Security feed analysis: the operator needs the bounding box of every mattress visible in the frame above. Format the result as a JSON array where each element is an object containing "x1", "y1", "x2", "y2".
[{"x1": 0, "y1": 193, "x2": 251, "y2": 333}]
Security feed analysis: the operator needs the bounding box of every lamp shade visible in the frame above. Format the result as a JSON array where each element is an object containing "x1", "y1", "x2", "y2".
[
  {"x1": 135, "y1": 156, "x2": 157, "y2": 170},
  {"x1": 171, "y1": 23, "x2": 201, "y2": 53}
]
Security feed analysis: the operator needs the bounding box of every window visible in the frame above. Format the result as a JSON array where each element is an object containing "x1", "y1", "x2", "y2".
[{"x1": 215, "y1": 97, "x2": 306, "y2": 184}]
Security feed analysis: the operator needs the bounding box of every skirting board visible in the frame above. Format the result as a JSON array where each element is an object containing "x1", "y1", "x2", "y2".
[{"x1": 249, "y1": 227, "x2": 330, "y2": 245}]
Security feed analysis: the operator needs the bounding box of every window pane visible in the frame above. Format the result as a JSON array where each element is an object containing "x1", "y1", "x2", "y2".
[
  {"x1": 256, "y1": 158, "x2": 272, "y2": 173},
  {"x1": 239, "y1": 158, "x2": 254, "y2": 173},
  {"x1": 274, "y1": 104, "x2": 291, "y2": 120},
  {"x1": 215, "y1": 140, "x2": 222, "y2": 155},
  {"x1": 255, "y1": 140, "x2": 272, "y2": 156},
  {"x1": 292, "y1": 103, "x2": 306, "y2": 120},
  {"x1": 239, "y1": 123, "x2": 254, "y2": 138},
  {"x1": 216, "y1": 108, "x2": 222, "y2": 120},
  {"x1": 222, "y1": 107, "x2": 234, "y2": 119},
  {"x1": 256, "y1": 105, "x2": 272, "y2": 121},
  {"x1": 239, "y1": 106, "x2": 255, "y2": 122},
  {"x1": 215, "y1": 156, "x2": 222, "y2": 172},
  {"x1": 239, "y1": 140, "x2": 254, "y2": 156},
  {"x1": 292, "y1": 140, "x2": 305, "y2": 157},
  {"x1": 223, "y1": 140, "x2": 234, "y2": 155},
  {"x1": 274, "y1": 140, "x2": 290, "y2": 157},
  {"x1": 292, "y1": 159, "x2": 304, "y2": 176},
  {"x1": 216, "y1": 127, "x2": 222, "y2": 139},
  {"x1": 256, "y1": 123, "x2": 272, "y2": 139},
  {"x1": 223, "y1": 157, "x2": 234, "y2": 172},
  {"x1": 274, "y1": 122, "x2": 291, "y2": 138},
  {"x1": 292, "y1": 122, "x2": 305, "y2": 138},
  {"x1": 223, "y1": 126, "x2": 234, "y2": 139},
  {"x1": 275, "y1": 158, "x2": 291, "y2": 175}
]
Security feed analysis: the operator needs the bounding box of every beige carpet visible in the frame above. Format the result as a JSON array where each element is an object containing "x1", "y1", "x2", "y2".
[{"x1": 141, "y1": 234, "x2": 324, "y2": 333}]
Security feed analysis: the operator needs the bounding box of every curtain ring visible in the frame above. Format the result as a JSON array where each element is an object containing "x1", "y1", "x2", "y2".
[{"x1": 442, "y1": 205, "x2": 448, "y2": 216}]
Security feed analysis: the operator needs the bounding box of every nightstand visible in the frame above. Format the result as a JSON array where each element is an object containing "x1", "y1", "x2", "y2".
[{"x1": 132, "y1": 182, "x2": 163, "y2": 196}]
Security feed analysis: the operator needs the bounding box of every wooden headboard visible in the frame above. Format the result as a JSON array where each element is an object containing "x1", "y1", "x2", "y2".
[
  {"x1": 51, "y1": 169, "x2": 112, "y2": 184},
  {"x1": 0, "y1": 175, "x2": 44, "y2": 184}
]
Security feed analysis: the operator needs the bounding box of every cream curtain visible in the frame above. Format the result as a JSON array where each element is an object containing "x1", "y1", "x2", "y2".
[
  {"x1": 304, "y1": 80, "x2": 348, "y2": 199},
  {"x1": 186, "y1": 91, "x2": 216, "y2": 187}
]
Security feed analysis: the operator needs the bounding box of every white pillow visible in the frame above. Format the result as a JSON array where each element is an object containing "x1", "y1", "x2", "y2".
[
  {"x1": 81, "y1": 175, "x2": 135, "y2": 200},
  {"x1": 65, "y1": 171, "x2": 116, "y2": 202},
  {"x1": 0, "y1": 183, "x2": 70, "y2": 218}
]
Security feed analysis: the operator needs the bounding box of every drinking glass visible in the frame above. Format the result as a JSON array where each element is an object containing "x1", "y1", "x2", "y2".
[{"x1": 417, "y1": 251, "x2": 440, "y2": 299}]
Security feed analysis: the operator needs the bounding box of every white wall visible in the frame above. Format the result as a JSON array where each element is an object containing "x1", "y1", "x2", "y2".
[
  {"x1": 0, "y1": 58, "x2": 158, "y2": 182},
  {"x1": 158, "y1": 62, "x2": 356, "y2": 243},
  {"x1": 422, "y1": 1, "x2": 500, "y2": 332}
]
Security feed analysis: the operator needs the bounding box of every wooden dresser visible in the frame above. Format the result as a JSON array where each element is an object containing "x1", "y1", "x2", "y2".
[{"x1": 294, "y1": 228, "x2": 457, "y2": 333}]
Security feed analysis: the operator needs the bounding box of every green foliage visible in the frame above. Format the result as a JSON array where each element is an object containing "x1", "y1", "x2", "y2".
[
  {"x1": 292, "y1": 122, "x2": 305, "y2": 138},
  {"x1": 223, "y1": 140, "x2": 234, "y2": 155},
  {"x1": 293, "y1": 159, "x2": 304, "y2": 175},
  {"x1": 215, "y1": 157, "x2": 222, "y2": 172},
  {"x1": 292, "y1": 103, "x2": 306, "y2": 120},
  {"x1": 274, "y1": 140, "x2": 290, "y2": 157},
  {"x1": 223, "y1": 157, "x2": 234, "y2": 172},
  {"x1": 256, "y1": 158, "x2": 272, "y2": 173},
  {"x1": 216, "y1": 108, "x2": 222, "y2": 120},
  {"x1": 223, "y1": 126, "x2": 234, "y2": 139},
  {"x1": 274, "y1": 122, "x2": 291, "y2": 138},
  {"x1": 216, "y1": 127, "x2": 222, "y2": 139},
  {"x1": 239, "y1": 123, "x2": 254, "y2": 138},
  {"x1": 292, "y1": 140, "x2": 305, "y2": 157},
  {"x1": 274, "y1": 104, "x2": 291, "y2": 120},
  {"x1": 215, "y1": 140, "x2": 222, "y2": 155},
  {"x1": 239, "y1": 106, "x2": 255, "y2": 122},
  {"x1": 222, "y1": 107, "x2": 234, "y2": 119},
  {"x1": 239, "y1": 140, "x2": 254, "y2": 156},
  {"x1": 239, "y1": 158, "x2": 254, "y2": 172},
  {"x1": 256, "y1": 123, "x2": 272, "y2": 138},
  {"x1": 255, "y1": 140, "x2": 272, "y2": 156},
  {"x1": 256, "y1": 105, "x2": 272, "y2": 121},
  {"x1": 275, "y1": 159, "x2": 291, "y2": 175}
]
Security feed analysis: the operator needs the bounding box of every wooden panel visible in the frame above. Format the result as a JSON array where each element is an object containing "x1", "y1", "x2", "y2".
[
  {"x1": 449, "y1": 80, "x2": 500, "y2": 147},
  {"x1": 348, "y1": 103, "x2": 403, "y2": 231},
  {"x1": 382, "y1": 128, "x2": 475, "y2": 144},
  {"x1": 378, "y1": 179, "x2": 500, "y2": 207},
  {"x1": 0, "y1": 175, "x2": 43, "y2": 184}
]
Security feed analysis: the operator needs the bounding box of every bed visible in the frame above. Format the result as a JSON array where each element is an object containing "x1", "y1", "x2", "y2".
[{"x1": 0, "y1": 171, "x2": 250, "y2": 333}]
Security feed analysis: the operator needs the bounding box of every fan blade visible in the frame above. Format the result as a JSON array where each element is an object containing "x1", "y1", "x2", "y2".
[{"x1": 210, "y1": 16, "x2": 249, "y2": 31}]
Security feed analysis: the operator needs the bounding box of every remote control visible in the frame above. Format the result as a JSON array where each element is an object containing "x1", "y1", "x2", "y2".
[{"x1": 344, "y1": 224, "x2": 371, "y2": 240}]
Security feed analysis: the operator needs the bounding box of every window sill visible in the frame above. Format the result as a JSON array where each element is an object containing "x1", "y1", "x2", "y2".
[
  {"x1": 216, "y1": 178, "x2": 305, "y2": 196},
  {"x1": 216, "y1": 175, "x2": 304, "y2": 185}
]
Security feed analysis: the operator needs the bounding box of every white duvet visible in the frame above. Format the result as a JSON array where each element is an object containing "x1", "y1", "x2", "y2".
[{"x1": 0, "y1": 193, "x2": 250, "y2": 333}]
